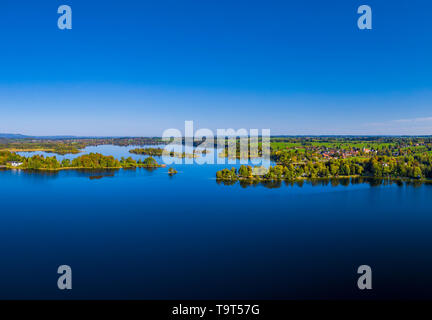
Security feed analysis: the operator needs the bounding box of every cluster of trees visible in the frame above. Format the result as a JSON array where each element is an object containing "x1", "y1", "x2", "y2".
[
  {"x1": 138, "y1": 156, "x2": 159, "y2": 167},
  {"x1": 216, "y1": 154, "x2": 432, "y2": 182},
  {"x1": 0, "y1": 140, "x2": 85, "y2": 155},
  {"x1": 215, "y1": 165, "x2": 267, "y2": 179},
  {"x1": 18, "y1": 153, "x2": 121, "y2": 170},
  {"x1": 120, "y1": 156, "x2": 138, "y2": 168},
  {"x1": 0, "y1": 151, "x2": 161, "y2": 170},
  {"x1": 129, "y1": 148, "x2": 197, "y2": 159},
  {"x1": 218, "y1": 141, "x2": 263, "y2": 160},
  {"x1": 26, "y1": 155, "x2": 61, "y2": 170},
  {"x1": 50, "y1": 146, "x2": 81, "y2": 155},
  {"x1": 67, "y1": 153, "x2": 121, "y2": 168},
  {"x1": 0, "y1": 150, "x2": 24, "y2": 165},
  {"x1": 216, "y1": 168, "x2": 238, "y2": 180},
  {"x1": 120, "y1": 156, "x2": 160, "y2": 168},
  {"x1": 130, "y1": 148, "x2": 164, "y2": 156},
  {"x1": 364, "y1": 155, "x2": 430, "y2": 179},
  {"x1": 0, "y1": 151, "x2": 63, "y2": 170}
]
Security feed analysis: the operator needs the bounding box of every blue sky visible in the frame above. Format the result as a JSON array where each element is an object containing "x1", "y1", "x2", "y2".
[{"x1": 0, "y1": 0, "x2": 431, "y2": 136}]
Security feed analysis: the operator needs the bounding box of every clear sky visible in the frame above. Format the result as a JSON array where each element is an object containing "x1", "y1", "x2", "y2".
[{"x1": 0, "y1": 0, "x2": 431, "y2": 136}]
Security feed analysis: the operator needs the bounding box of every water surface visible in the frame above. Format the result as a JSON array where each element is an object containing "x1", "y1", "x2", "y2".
[{"x1": 2, "y1": 145, "x2": 432, "y2": 299}]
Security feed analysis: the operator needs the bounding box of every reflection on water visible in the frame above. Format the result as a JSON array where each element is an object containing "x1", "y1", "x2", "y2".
[
  {"x1": 20, "y1": 168, "x2": 120, "y2": 179},
  {"x1": 218, "y1": 177, "x2": 432, "y2": 189},
  {"x1": 89, "y1": 173, "x2": 115, "y2": 180},
  {"x1": 6, "y1": 167, "x2": 165, "y2": 181},
  {"x1": 5, "y1": 162, "x2": 432, "y2": 189}
]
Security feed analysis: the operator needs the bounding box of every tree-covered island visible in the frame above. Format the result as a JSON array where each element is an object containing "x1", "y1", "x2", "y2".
[
  {"x1": 168, "y1": 167, "x2": 178, "y2": 175},
  {"x1": 129, "y1": 147, "x2": 198, "y2": 158},
  {"x1": 0, "y1": 151, "x2": 164, "y2": 171}
]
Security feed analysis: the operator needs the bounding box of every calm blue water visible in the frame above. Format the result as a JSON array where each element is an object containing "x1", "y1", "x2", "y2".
[{"x1": 2, "y1": 145, "x2": 432, "y2": 299}]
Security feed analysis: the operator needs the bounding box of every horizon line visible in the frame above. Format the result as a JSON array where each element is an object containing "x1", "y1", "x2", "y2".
[{"x1": 2, "y1": 133, "x2": 432, "y2": 139}]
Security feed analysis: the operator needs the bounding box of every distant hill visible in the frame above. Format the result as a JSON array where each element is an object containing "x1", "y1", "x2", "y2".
[
  {"x1": 0, "y1": 133, "x2": 31, "y2": 139},
  {"x1": 0, "y1": 133, "x2": 82, "y2": 139},
  {"x1": 0, "y1": 133, "x2": 120, "y2": 139}
]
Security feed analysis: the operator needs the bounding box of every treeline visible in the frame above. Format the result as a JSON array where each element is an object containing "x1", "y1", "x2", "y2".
[
  {"x1": 0, "y1": 151, "x2": 161, "y2": 170},
  {"x1": 129, "y1": 148, "x2": 197, "y2": 158},
  {"x1": 271, "y1": 136, "x2": 432, "y2": 146},
  {"x1": 216, "y1": 154, "x2": 432, "y2": 182},
  {"x1": 130, "y1": 148, "x2": 164, "y2": 156},
  {"x1": 0, "y1": 140, "x2": 85, "y2": 154},
  {"x1": 65, "y1": 153, "x2": 121, "y2": 168},
  {"x1": 0, "y1": 150, "x2": 26, "y2": 165},
  {"x1": 120, "y1": 156, "x2": 160, "y2": 168}
]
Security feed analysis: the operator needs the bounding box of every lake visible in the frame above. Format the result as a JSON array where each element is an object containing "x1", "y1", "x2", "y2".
[{"x1": 1, "y1": 145, "x2": 432, "y2": 299}]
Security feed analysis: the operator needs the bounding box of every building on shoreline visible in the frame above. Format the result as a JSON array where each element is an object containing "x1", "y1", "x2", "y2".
[{"x1": 7, "y1": 161, "x2": 23, "y2": 167}]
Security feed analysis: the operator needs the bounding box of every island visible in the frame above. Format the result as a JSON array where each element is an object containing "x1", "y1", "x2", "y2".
[
  {"x1": 168, "y1": 167, "x2": 178, "y2": 175},
  {"x1": 0, "y1": 151, "x2": 164, "y2": 171},
  {"x1": 129, "y1": 147, "x2": 198, "y2": 159}
]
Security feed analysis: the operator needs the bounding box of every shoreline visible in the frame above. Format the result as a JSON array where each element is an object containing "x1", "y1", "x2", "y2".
[
  {"x1": 0, "y1": 164, "x2": 166, "y2": 172},
  {"x1": 216, "y1": 175, "x2": 432, "y2": 184},
  {"x1": 1, "y1": 148, "x2": 82, "y2": 155}
]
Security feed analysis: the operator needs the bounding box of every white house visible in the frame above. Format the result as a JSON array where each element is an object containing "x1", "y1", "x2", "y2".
[{"x1": 7, "y1": 161, "x2": 23, "y2": 167}]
